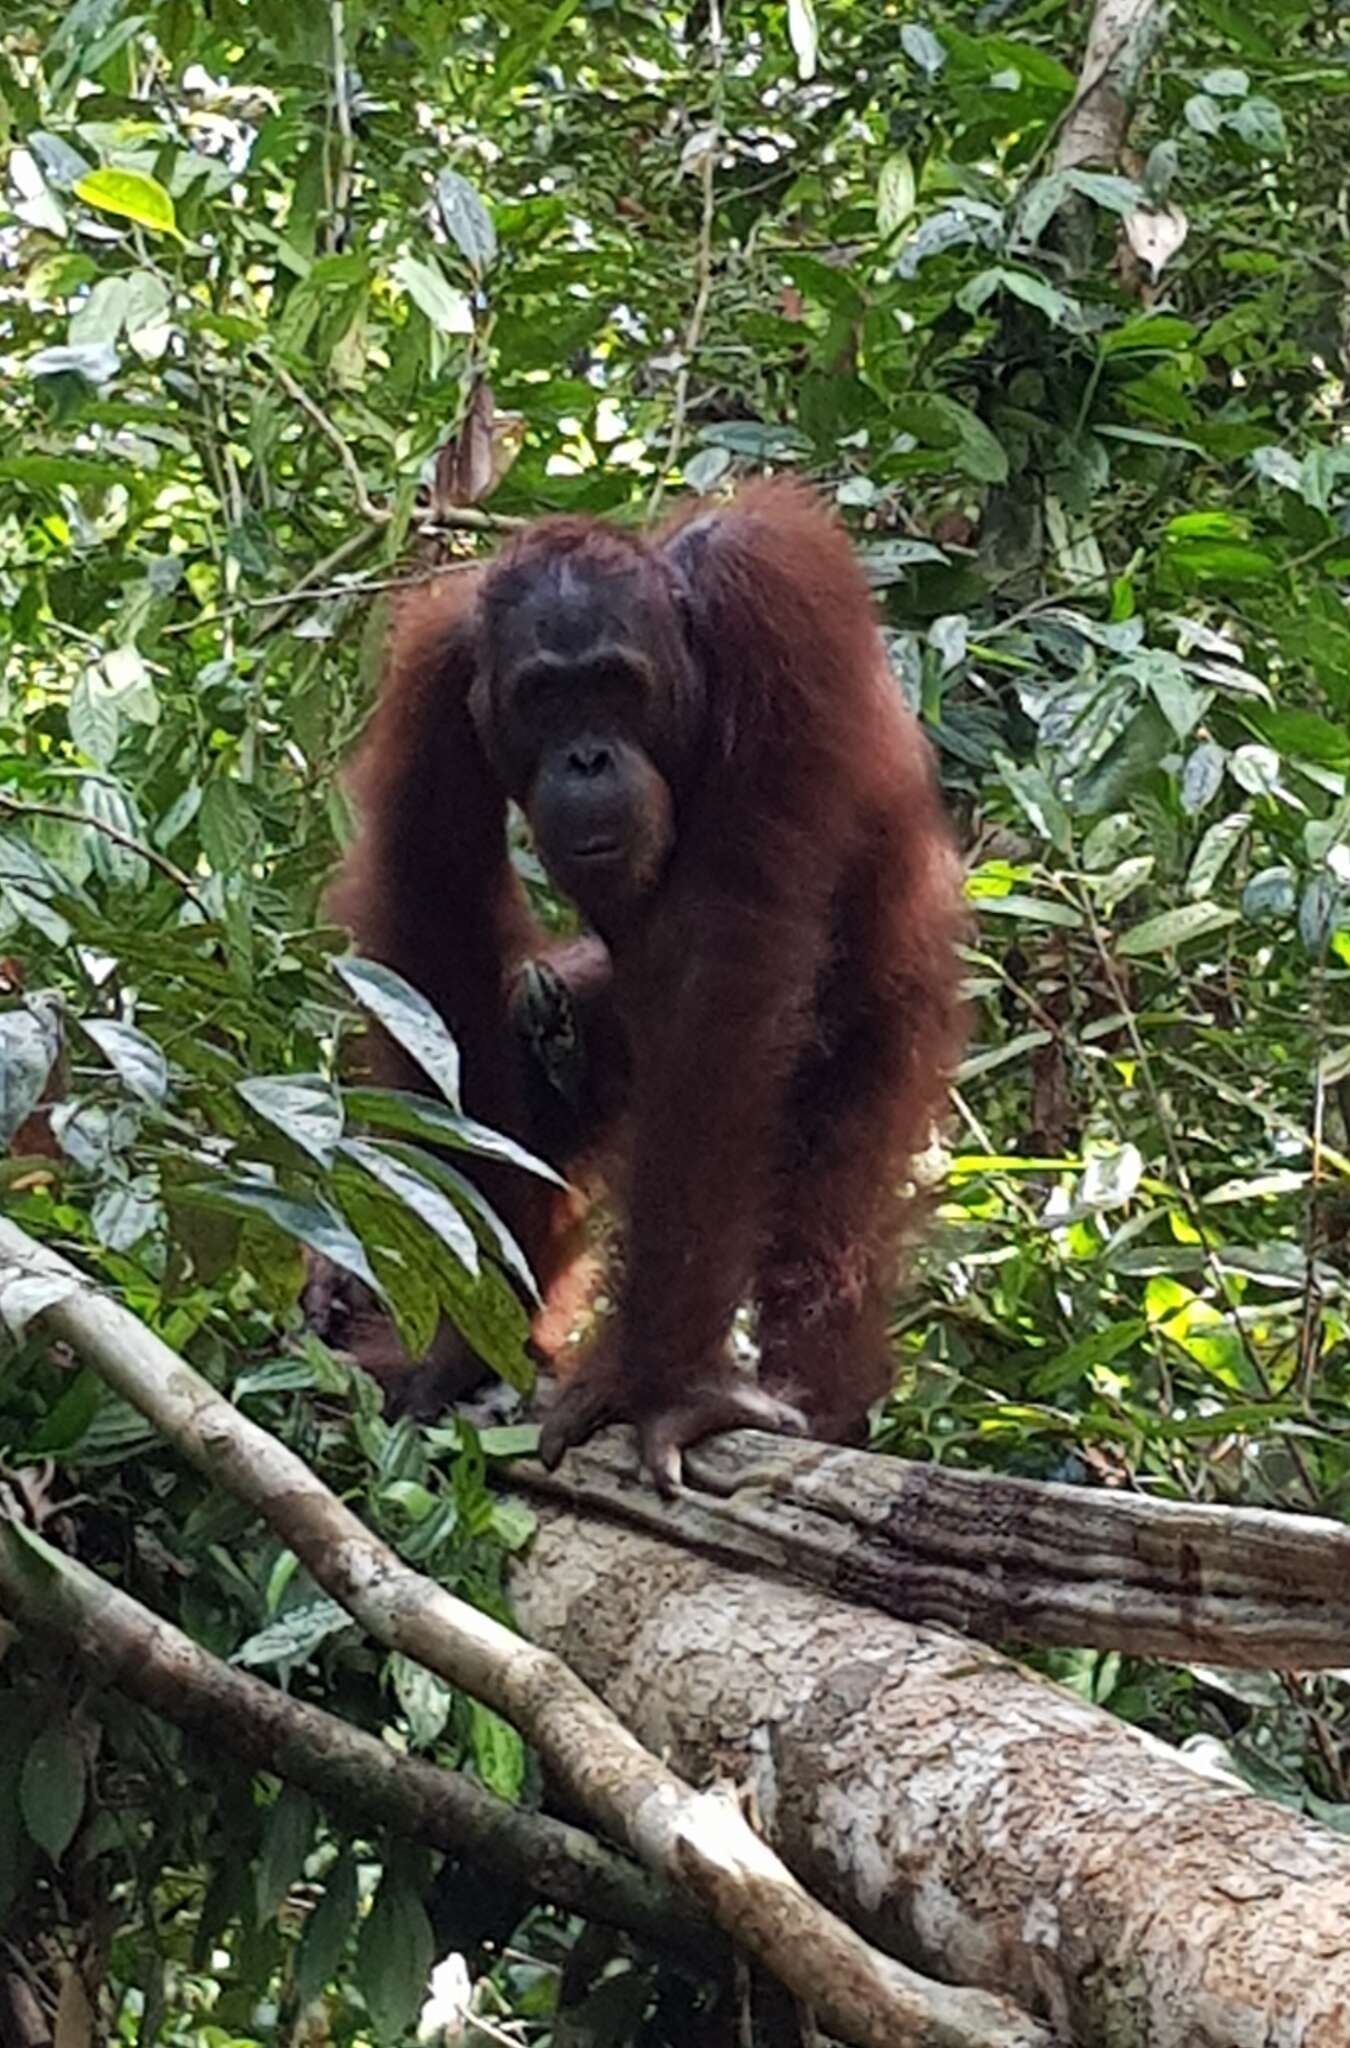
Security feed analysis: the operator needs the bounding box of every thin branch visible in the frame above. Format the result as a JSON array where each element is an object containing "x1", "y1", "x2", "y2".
[
  {"x1": 649, "y1": 0, "x2": 724, "y2": 519},
  {"x1": 328, "y1": 0, "x2": 355, "y2": 252},
  {"x1": 270, "y1": 361, "x2": 389, "y2": 527},
  {"x1": 0, "y1": 1518, "x2": 714, "y2": 1973},
  {"x1": 0, "y1": 794, "x2": 207, "y2": 917},
  {"x1": 0, "y1": 1217, "x2": 1053, "y2": 2048}
]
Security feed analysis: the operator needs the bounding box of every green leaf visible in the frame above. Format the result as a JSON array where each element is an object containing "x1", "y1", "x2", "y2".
[
  {"x1": 495, "y1": 0, "x2": 583, "y2": 91},
  {"x1": 389, "y1": 252, "x2": 473, "y2": 334},
  {"x1": 1028, "y1": 1320, "x2": 1147, "y2": 1396},
  {"x1": 21, "y1": 1723, "x2": 86, "y2": 1861},
  {"x1": 0, "y1": 1008, "x2": 60, "y2": 1147},
  {"x1": 1180, "y1": 742, "x2": 1226, "y2": 815},
  {"x1": 1117, "y1": 902, "x2": 1240, "y2": 956},
  {"x1": 468, "y1": 1700, "x2": 526, "y2": 1801},
  {"x1": 1242, "y1": 867, "x2": 1296, "y2": 920},
  {"x1": 178, "y1": 1182, "x2": 380, "y2": 1293},
  {"x1": 256, "y1": 1785, "x2": 317, "y2": 1923},
  {"x1": 343, "y1": 1086, "x2": 565, "y2": 1186},
  {"x1": 1187, "y1": 812, "x2": 1249, "y2": 897},
  {"x1": 877, "y1": 153, "x2": 916, "y2": 234},
  {"x1": 390, "y1": 1653, "x2": 452, "y2": 1748},
  {"x1": 234, "y1": 1598, "x2": 353, "y2": 1670},
  {"x1": 80, "y1": 1018, "x2": 168, "y2": 1105},
  {"x1": 971, "y1": 893, "x2": 1082, "y2": 929},
  {"x1": 82, "y1": 780, "x2": 148, "y2": 888},
  {"x1": 334, "y1": 956, "x2": 462, "y2": 1107},
  {"x1": 958, "y1": 266, "x2": 1074, "y2": 327},
  {"x1": 340, "y1": 1137, "x2": 480, "y2": 1276},
  {"x1": 357, "y1": 1869, "x2": 436, "y2": 2042},
  {"x1": 1062, "y1": 169, "x2": 1143, "y2": 216},
  {"x1": 893, "y1": 394, "x2": 1008, "y2": 483},
  {"x1": 436, "y1": 169, "x2": 497, "y2": 274},
  {"x1": 238, "y1": 1075, "x2": 344, "y2": 1165},
  {"x1": 956, "y1": 1029, "x2": 1053, "y2": 1081},
  {"x1": 900, "y1": 22, "x2": 945, "y2": 76},
  {"x1": 74, "y1": 167, "x2": 180, "y2": 239},
  {"x1": 295, "y1": 1850, "x2": 359, "y2": 2009}
]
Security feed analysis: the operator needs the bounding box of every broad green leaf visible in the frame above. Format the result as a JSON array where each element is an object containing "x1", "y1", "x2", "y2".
[
  {"x1": 27, "y1": 341, "x2": 118, "y2": 382},
  {"x1": 334, "y1": 956, "x2": 461, "y2": 1107},
  {"x1": 340, "y1": 1137, "x2": 480, "y2": 1276},
  {"x1": 80, "y1": 1018, "x2": 167, "y2": 1105},
  {"x1": 357, "y1": 1869, "x2": 436, "y2": 2042},
  {"x1": 92, "y1": 1178, "x2": 163, "y2": 1251},
  {"x1": 1117, "y1": 901, "x2": 1239, "y2": 956},
  {"x1": 386, "y1": 1144, "x2": 539, "y2": 1302},
  {"x1": 684, "y1": 445, "x2": 731, "y2": 493},
  {"x1": 295, "y1": 1850, "x2": 359, "y2": 2009},
  {"x1": 958, "y1": 266, "x2": 1073, "y2": 327},
  {"x1": 233, "y1": 1598, "x2": 353, "y2": 1670},
  {"x1": 1063, "y1": 169, "x2": 1143, "y2": 215},
  {"x1": 956, "y1": 1029, "x2": 1052, "y2": 1081},
  {"x1": 390, "y1": 253, "x2": 473, "y2": 334},
  {"x1": 1242, "y1": 867, "x2": 1296, "y2": 919},
  {"x1": 1029, "y1": 1320, "x2": 1147, "y2": 1396},
  {"x1": 0, "y1": 1007, "x2": 59, "y2": 1147},
  {"x1": 390, "y1": 1653, "x2": 452, "y2": 1748},
  {"x1": 900, "y1": 22, "x2": 945, "y2": 75},
  {"x1": 971, "y1": 893, "x2": 1083, "y2": 929},
  {"x1": 1186, "y1": 812, "x2": 1249, "y2": 897},
  {"x1": 468, "y1": 1700, "x2": 526, "y2": 1801},
  {"x1": 238, "y1": 1075, "x2": 344, "y2": 1166},
  {"x1": 21, "y1": 1724, "x2": 86, "y2": 1861},
  {"x1": 495, "y1": 0, "x2": 583, "y2": 91},
  {"x1": 1180, "y1": 742, "x2": 1226, "y2": 815},
  {"x1": 343, "y1": 1086, "x2": 565, "y2": 1185},
  {"x1": 74, "y1": 167, "x2": 180, "y2": 239},
  {"x1": 256, "y1": 1785, "x2": 317, "y2": 1924},
  {"x1": 436, "y1": 169, "x2": 497, "y2": 274},
  {"x1": 81, "y1": 780, "x2": 148, "y2": 888},
  {"x1": 178, "y1": 1182, "x2": 380, "y2": 1292}
]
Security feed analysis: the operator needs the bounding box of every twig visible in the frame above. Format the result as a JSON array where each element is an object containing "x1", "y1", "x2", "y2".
[
  {"x1": 649, "y1": 0, "x2": 723, "y2": 518},
  {"x1": 328, "y1": 0, "x2": 355, "y2": 252},
  {"x1": 0, "y1": 1216, "x2": 1052, "y2": 2048},
  {"x1": 271, "y1": 361, "x2": 389, "y2": 526},
  {"x1": 0, "y1": 1517, "x2": 715, "y2": 1973},
  {"x1": 0, "y1": 793, "x2": 207, "y2": 917}
]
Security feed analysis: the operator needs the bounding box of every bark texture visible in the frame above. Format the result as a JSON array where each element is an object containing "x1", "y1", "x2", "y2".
[
  {"x1": 512, "y1": 1429, "x2": 1350, "y2": 1668},
  {"x1": 513, "y1": 1506, "x2": 1350, "y2": 2048},
  {"x1": 1053, "y1": 0, "x2": 1165, "y2": 171}
]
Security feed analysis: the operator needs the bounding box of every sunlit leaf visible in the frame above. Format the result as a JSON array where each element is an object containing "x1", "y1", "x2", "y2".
[{"x1": 74, "y1": 167, "x2": 180, "y2": 239}]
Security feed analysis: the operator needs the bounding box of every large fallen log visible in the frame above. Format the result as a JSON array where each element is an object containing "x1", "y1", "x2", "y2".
[
  {"x1": 512, "y1": 1503, "x2": 1350, "y2": 2048},
  {"x1": 513, "y1": 1428, "x2": 1350, "y2": 1668}
]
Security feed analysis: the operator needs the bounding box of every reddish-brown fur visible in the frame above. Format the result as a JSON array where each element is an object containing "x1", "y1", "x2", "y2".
[{"x1": 326, "y1": 479, "x2": 967, "y2": 1474}]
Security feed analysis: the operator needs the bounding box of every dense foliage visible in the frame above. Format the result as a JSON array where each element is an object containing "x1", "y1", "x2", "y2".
[{"x1": 1, "y1": 0, "x2": 1348, "y2": 2038}]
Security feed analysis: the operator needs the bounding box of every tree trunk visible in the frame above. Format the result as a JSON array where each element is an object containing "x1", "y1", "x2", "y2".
[
  {"x1": 513, "y1": 1505, "x2": 1350, "y2": 2048},
  {"x1": 512, "y1": 1428, "x2": 1350, "y2": 1668}
]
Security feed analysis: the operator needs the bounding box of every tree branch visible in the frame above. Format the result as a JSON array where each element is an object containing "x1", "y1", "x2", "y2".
[
  {"x1": 0, "y1": 1217, "x2": 1052, "y2": 2048},
  {"x1": 0, "y1": 1518, "x2": 713, "y2": 1972},
  {"x1": 511, "y1": 1427, "x2": 1350, "y2": 1669}
]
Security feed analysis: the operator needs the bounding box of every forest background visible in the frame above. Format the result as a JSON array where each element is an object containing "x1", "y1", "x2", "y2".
[{"x1": 1, "y1": 0, "x2": 1349, "y2": 2039}]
